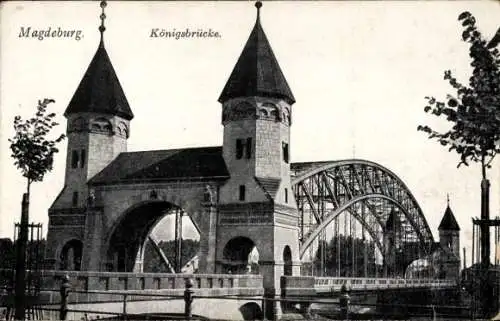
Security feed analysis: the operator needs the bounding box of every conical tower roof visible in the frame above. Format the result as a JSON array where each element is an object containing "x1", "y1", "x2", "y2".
[
  {"x1": 218, "y1": 2, "x2": 295, "y2": 105},
  {"x1": 65, "y1": 2, "x2": 133, "y2": 120},
  {"x1": 438, "y1": 205, "x2": 460, "y2": 231}
]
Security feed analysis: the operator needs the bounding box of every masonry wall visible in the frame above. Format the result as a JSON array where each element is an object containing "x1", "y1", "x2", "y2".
[
  {"x1": 439, "y1": 230, "x2": 460, "y2": 259},
  {"x1": 81, "y1": 181, "x2": 220, "y2": 272},
  {"x1": 221, "y1": 117, "x2": 267, "y2": 203},
  {"x1": 46, "y1": 112, "x2": 130, "y2": 270},
  {"x1": 217, "y1": 96, "x2": 300, "y2": 295},
  {"x1": 51, "y1": 113, "x2": 129, "y2": 211}
]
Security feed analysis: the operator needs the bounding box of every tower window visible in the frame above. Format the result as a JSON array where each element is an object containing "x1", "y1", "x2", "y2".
[
  {"x1": 72, "y1": 191, "x2": 78, "y2": 207},
  {"x1": 71, "y1": 150, "x2": 79, "y2": 168},
  {"x1": 282, "y1": 142, "x2": 289, "y2": 163},
  {"x1": 239, "y1": 185, "x2": 246, "y2": 201},
  {"x1": 246, "y1": 137, "x2": 252, "y2": 159},
  {"x1": 236, "y1": 139, "x2": 244, "y2": 159},
  {"x1": 80, "y1": 149, "x2": 86, "y2": 168},
  {"x1": 285, "y1": 188, "x2": 288, "y2": 203},
  {"x1": 236, "y1": 138, "x2": 252, "y2": 160}
]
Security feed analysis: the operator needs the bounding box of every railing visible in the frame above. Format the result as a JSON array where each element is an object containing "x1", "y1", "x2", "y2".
[
  {"x1": 1, "y1": 277, "x2": 471, "y2": 321},
  {"x1": 313, "y1": 277, "x2": 456, "y2": 291},
  {"x1": 1, "y1": 276, "x2": 198, "y2": 320},
  {"x1": 1, "y1": 273, "x2": 472, "y2": 320},
  {"x1": 279, "y1": 275, "x2": 456, "y2": 295},
  {"x1": 0, "y1": 269, "x2": 263, "y2": 292}
]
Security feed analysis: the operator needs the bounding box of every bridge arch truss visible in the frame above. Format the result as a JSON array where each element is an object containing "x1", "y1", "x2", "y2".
[{"x1": 291, "y1": 160, "x2": 434, "y2": 262}]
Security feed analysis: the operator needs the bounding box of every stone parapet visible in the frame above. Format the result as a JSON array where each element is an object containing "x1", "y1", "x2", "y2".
[{"x1": 28, "y1": 270, "x2": 263, "y2": 292}]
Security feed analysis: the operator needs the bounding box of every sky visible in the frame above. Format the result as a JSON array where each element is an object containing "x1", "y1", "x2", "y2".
[{"x1": 1, "y1": 1, "x2": 499, "y2": 267}]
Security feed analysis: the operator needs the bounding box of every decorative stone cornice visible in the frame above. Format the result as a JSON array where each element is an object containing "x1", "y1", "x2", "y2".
[
  {"x1": 274, "y1": 203, "x2": 298, "y2": 216},
  {"x1": 219, "y1": 202, "x2": 274, "y2": 225},
  {"x1": 49, "y1": 214, "x2": 86, "y2": 226},
  {"x1": 221, "y1": 98, "x2": 291, "y2": 127},
  {"x1": 49, "y1": 207, "x2": 86, "y2": 215},
  {"x1": 92, "y1": 178, "x2": 226, "y2": 190}
]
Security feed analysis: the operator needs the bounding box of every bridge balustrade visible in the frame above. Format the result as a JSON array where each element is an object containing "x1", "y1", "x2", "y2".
[
  {"x1": 279, "y1": 276, "x2": 457, "y2": 295},
  {"x1": 0, "y1": 269, "x2": 263, "y2": 293}
]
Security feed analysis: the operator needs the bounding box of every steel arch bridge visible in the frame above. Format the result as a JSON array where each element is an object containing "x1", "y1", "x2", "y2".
[{"x1": 290, "y1": 160, "x2": 434, "y2": 266}]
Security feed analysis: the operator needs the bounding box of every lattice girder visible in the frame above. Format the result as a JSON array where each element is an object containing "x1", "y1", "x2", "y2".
[{"x1": 291, "y1": 160, "x2": 434, "y2": 260}]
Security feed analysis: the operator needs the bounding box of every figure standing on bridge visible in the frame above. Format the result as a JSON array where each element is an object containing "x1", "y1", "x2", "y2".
[{"x1": 339, "y1": 283, "x2": 350, "y2": 320}]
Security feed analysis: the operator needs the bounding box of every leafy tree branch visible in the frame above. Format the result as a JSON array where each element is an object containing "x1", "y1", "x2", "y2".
[
  {"x1": 418, "y1": 12, "x2": 500, "y2": 180},
  {"x1": 8, "y1": 98, "x2": 65, "y2": 194}
]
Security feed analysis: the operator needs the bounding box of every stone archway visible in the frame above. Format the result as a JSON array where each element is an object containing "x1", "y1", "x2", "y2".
[
  {"x1": 222, "y1": 237, "x2": 259, "y2": 274},
  {"x1": 105, "y1": 201, "x2": 196, "y2": 272},
  {"x1": 60, "y1": 239, "x2": 83, "y2": 271}
]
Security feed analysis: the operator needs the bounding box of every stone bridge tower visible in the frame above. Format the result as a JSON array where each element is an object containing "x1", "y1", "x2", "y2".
[
  {"x1": 45, "y1": 1, "x2": 134, "y2": 270},
  {"x1": 215, "y1": 1, "x2": 301, "y2": 312}
]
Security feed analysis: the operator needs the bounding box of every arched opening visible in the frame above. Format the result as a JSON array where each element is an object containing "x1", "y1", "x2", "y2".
[
  {"x1": 106, "y1": 201, "x2": 199, "y2": 273},
  {"x1": 283, "y1": 246, "x2": 292, "y2": 276},
  {"x1": 404, "y1": 258, "x2": 434, "y2": 279},
  {"x1": 60, "y1": 239, "x2": 83, "y2": 271},
  {"x1": 222, "y1": 237, "x2": 259, "y2": 274},
  {"x1": 239, "y1": 302, "x2": 263, "y2": 320},
  {"x1": 91, "y1": 117, "x2": 113, "y2": 134},
  {"x1": 233, "y1": 102, "x2": 255, "y2": 119}
]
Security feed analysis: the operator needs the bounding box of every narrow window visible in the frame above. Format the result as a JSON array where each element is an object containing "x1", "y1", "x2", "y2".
[
  {"x1": 71, "y1": 150, "x2": 79, "y2": 168},
  {"x1": 72, "y1": 191, "x2": 78, "y2": 207},
  {"x1": 239, "y1": 185, "x2": 246, "y2": 201},
  {"x1": 80, "y1": 149, "x2": 86, "y2": 168},
  {"x1": 282, "y1": 142, "x2": 289, "y2": 163},
  {"x1": 285, "y1": 188, "x2": 288, "y2": 203},
  {"x1": 203, "y1": 191, "x2": 210, "y2": 202},
  {"x1": 246, "y1": 137, "x2": 252, "y2": 159},
  {"x1": 236, "y1": 139, "x2": 244, "y2": 159}
]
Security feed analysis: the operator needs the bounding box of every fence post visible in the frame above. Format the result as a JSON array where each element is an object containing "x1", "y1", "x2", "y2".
[
  {"x1": 14, "y1": 194, "x2": 29, "y2": 320},
  {"x1": 122, "y1": 293, "x2": 128, "y2": 320},
  {"x1": 184, "y1": 278, "x2": 194, "y2": 320},
  {"x1": 339, "y1": 283, "x2": 350, "y2": 321},
  {"x1": 59, "y1": 275, "x2": 70, "y2": 321},
  {"x1": 262, "y1": 294, "x2": 267, "y2": 321}
]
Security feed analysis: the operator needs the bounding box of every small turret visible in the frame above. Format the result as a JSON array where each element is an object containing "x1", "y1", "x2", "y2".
[
  {"x1": 436, "y1": 195, "x2": 460, "y2": 279},
  {"x1": 438, "y1": 195, "x2": 460, "y2": 255}
]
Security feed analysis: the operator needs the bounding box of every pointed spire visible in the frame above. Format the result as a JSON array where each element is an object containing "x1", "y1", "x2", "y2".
[
  {"x1": 64, "y1": 1, "x2": 133, "y2": 120},
  {"x1": 255, "y1": 1, "x2": 262, "y2": 21},
  {"x1": 438, "y1": 197, "x2": 460, "y2": 231},
  {"x1": 218, "y1": 1, "x2": 295, "y2": 105},
  {"x1": 99, "y1": 1, "x2": 107, "y2": 44}
]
